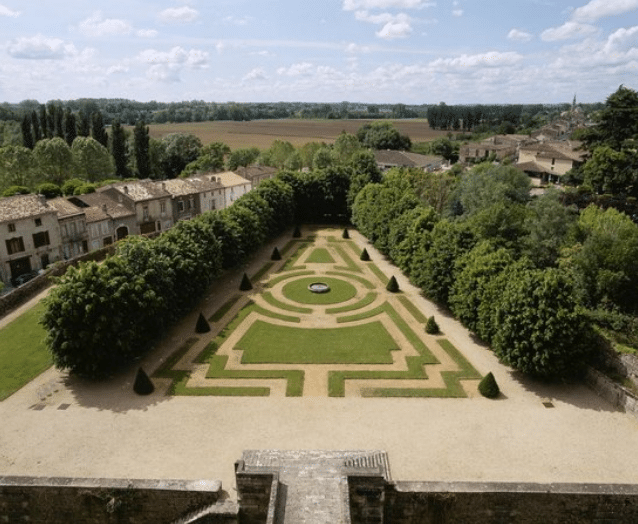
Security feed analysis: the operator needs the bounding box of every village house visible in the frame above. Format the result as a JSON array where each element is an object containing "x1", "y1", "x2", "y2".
[
  {"x1": 374, "y1": 150, "x2": 445, "y2": 172},
  {"x1": 70, "y1": 191, "x2": 138, "y2": 248},
  {"x1": 99, "y1": 180, "x2": 173, "y2": 236},
  {"x1": 234, "y1": 166, "x2": 277, "y2": 187},
  {"x1": 47, "y1": 197, "x2": 88, "y2": 260},
  {"x1": 161, "y1": 178, "x2": 202, "y2": 222},
  {"x1": 187, "y1": 175, "x2": 225, "y2": 213},
  {"x1": 206, "y1": 171, "x2": 252, "y2": 208},
  {"x1": 0, "y1": 194, "x2": 62, "y2": 286},
  {"x1": 458, "y1": 135, "x2": 532, "y2": 164},
  {"x1": 516, "y1": 140, "x2": 586, "y2": 183}
]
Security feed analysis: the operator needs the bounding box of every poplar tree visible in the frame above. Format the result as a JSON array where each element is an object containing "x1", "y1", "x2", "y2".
[
  {"x1": 110, "y1": 119, "x2": 129, "y2": 178},
  {"x1": 91, "y1": 111, "x2": 108, "y2": 147},
  {"x1": 21, "y1": 115, "x2": 34, "y2": 149},
  {"x1": 133, "y1": 120, "x2": 150, "y2": 179},
  {"x1": 64, "y1": 108, "x2": 77, "y2": 146}
]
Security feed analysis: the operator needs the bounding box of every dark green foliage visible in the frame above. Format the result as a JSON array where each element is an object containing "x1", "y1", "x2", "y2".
[
  {"x1": 133, "y1": 367, "x2": 154, "y2": 395},
  {"x1": 91, "y1": 111, "x2": 108, "y2": 148},
  {"x1": 356, "y1": 121, "x2": 411, "y2": 150},
  {"x1": 35, "y1": 182, "x2": 61, "y2": 198},
  {"x1": 62, "y1": 178, "x2": 85, "y2": 196},
  {"x1": 21, "y1": 115, "x2": 34, "y2": 149},
  {"x1": 110, "y1": 120, "x2": 129, "y2": 178},
  {"x1": 160, "y1": 133, "x2": 202, "y2": 179},
  {"x1": 226, "y1": 147, "x2": 260, "y2": 170},
  {"x1": 2, "y1": 185, "x2": 30, "y2": 197},
  {"x1": 342, "y1": 228, "x2": 350, "y2": 239},
  {"x1": 360, "y1": 248, "x2": 370, "y2": 261},
  {"x1": 196, "y1": 312, "x2": 211, "y2": 333},
  {"x1": 63, "y1": 108, "x2": 76, "y2": 147},
  {"x1": 240, "y1": 273, "x2": 253, "y2": 291},
  {"x1": 293, "y1": 225, "x2": 302, "y2": 237},
  {"x1": 386, "y1": 275, "x2": 399, "y2": 292},
  {"x1": 478, "y1": 372, "x2": 499, "y2": 398},
  {"x1": 133, "y1": 120, "x2": 150, "y2": 179},
  {"x1": 492, "y1": 268, "x2": 589, "y2": 378},
  {"x1": 271, "y1": 247, "x2": 281, "y2": 260},
  {"x1": 425, "y1": 316, "x2": 440, "y2": 335}
]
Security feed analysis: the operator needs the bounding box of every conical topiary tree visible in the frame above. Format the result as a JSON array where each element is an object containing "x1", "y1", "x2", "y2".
[
  {"x1": 271, "y1": 246, "x2": 281, "y2": 261},
  {"x1": 386, "y1": 275, "x2": 399, "y2": 292},
  {"x1": 342, "y1": 228, "x2": 350, "y2": 239},
  {"x1": 360, "y1": 248, "x2": 370, "y2": 261},
  {"x1": 133, "y1": 367, "x2": 154, "y2": 395},
  {"x1": 478, "y1": 372, "x2": 500, "y2": 398},
  {"x1": 425, "y1": 316, "x2": 440, "y2": 335},
  {"x1": 196, "y1": 312, "x2": 211, "y2": 333},
  {"x1": 293, "y1": 225, "x2": 302, "y2": 238},
  {"x1": 240, "y1": 272, "x2": 253, "y2": 291}
]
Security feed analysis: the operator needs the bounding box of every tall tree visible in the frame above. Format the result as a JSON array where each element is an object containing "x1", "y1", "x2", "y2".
[
  {"x1": 77, "y1": 110, "x2": 91, "y2": 137},
  {"x1": 21, "y1": 115, "x2": 34, "y2": 149},
  {"x1": 63, "y1": 108, "x2": 77, "y2": 147},
  {"x1": 33, "y1": 137, "x2": 74, "y2": 185},
  {"x1": 91, "y1": 111, "x2": 108, "y2": 147},
  {"x1": 133, "y1": 120, "x2": 150, "y2": 179},
  {"x1": 72, "y1": 136, "x2": 115, "y2": 182},
  {"x1": 30, "y1": 110, "x2": 42, "y2": 142},
  {"x1": 39, "y1": 104, "x2": 49, "y2": 138},
  {"x1": 110, "y1": 119, "x2": 129, "y2": 178}
]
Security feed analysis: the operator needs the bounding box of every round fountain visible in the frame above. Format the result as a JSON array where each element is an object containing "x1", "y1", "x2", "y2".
[{"x1": 308, "y1": 282, "x2": 331, "y2": 294}]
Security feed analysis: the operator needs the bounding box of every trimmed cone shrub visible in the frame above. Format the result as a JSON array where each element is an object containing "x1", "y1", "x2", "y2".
[
  {"x1": 342, "y1": 228, "x2": 350, "y2": 239},
  {"x1": 133, "y1": 367, "x2": 154, "y2": 395},
  {"x1": 240, "y1": 272, "x2": 253, "y2": 291},
  {"x1": 293, "y1": 225, "x2": 302, "y2": 238},
  {"x1": 360, "y1": 248, "x2": 370, "y2": 261},
  {"x1": 425, "y1": 316, "x2": 440, "y2": 335},
  {"x1": 271, "y1": 246, "x2": 281, "y2": 261},
  {"x1": 196, "y1": 312, "x2": 211, "y2": 333},
  {"x1": 386, "y1": 275, "x2": 399, "y2": 292},
  {"x1": 478, "y1": 372, "x2": 500, "y2": 398}
]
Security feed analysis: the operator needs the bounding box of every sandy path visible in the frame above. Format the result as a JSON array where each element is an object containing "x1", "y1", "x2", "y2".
[{"x1": 1, "y1": 226, "x2": 637, "y2": 499}]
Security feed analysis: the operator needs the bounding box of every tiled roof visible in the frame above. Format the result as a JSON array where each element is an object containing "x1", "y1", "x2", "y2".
[
  {"x1": 161, "y1": 179, "x2": 199, "y2": 197},
  {"x1": 204, "y1": 171, "x2": 251, "y2": 188},
  {"x1": 374, "y1": 150, "x2": 443, "y2": 168},
  {"x1": 235, "y1": 166, "x2": 277, "y2": 182},
  {"x1": 519, "y1": 142, "x2": 585, "y2": 162},
  {"x1": 47, "y1": 197, "x2": 85, "y2": 219},
  {"x1": 73, "y1": 192, "x2": 135, "y2": 220},
  {"x1": 187, "y1": 175, "x2": 223, "y2": 192},
  {"x1": 0, "y1": 194, "x2": 54, "y2": 223},
  {"x1": 107, "y1": 180, "x2": 171, "y2": 202}
]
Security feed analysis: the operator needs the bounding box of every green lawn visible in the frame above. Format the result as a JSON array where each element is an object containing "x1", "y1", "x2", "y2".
[
  {"x1": 306, "y1": 248, "x2": 335, "y2": 263},
  {"x1": 282, "y1": 276, "x2": 357, "y2": 305},
  {"x1": 236, "y1": 320, "x2": 398, "y2": 364},
  {"x1": 0, "y1": 302, "x2": 52, "y2": 401}
]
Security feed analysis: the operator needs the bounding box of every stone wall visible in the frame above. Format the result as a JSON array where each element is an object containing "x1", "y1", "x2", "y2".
[
  {"x1": 234, "y1": 460, "x2": 278, "y2": 524},
  {"x1": 0, "y1": 476, "x2": 227, "y2": 524},
  {"x1": 585, "y1": 367, "x2": 638, "y2": 419},
  {"x1": 0, "y1": 244, "x2": 115, "y2": 319},
  {"x1": 348, "y1": 478, "x2": 638, "y2": 524}
]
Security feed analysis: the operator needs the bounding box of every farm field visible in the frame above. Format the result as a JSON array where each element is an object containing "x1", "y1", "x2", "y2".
[{"x1": 146, "y1": 119, "x2": 451, "y2": 149}]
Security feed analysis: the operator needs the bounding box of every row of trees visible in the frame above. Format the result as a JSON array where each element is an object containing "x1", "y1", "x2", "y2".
[
  {"x1": 353, "y1": 163, "x2": 638, "y2": 377},
  {"x1": 41, "y1": 177, "x2": 295, "y2": 377}
]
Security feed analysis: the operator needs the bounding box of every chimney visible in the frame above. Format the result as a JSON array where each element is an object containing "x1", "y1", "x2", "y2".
[
  {"x1": 161, "y1": 182, "x2": 166, "y2": 191},
  {"x1": 123, "y1": 186, "x2": 129, "y2": 194},
  {"x1": 102, "y1": 204, "x2": 108, "y2": 213}
]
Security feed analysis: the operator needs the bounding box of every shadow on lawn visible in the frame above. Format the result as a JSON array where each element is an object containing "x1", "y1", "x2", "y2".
[{"x1": 63, "y1": 362, "x2": 171, "y2": 413}]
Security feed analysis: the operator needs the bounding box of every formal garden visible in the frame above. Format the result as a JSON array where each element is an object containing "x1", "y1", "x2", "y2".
[{"x1": 150, "y1": 227, "x2": 483, "y2": 398}]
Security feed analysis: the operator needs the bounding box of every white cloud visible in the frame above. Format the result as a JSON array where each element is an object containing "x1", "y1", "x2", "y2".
[
  {"x1": 603, "y1": 25, "x2": 638, "y2": 54},
  {"x1": 345, "y1": 42, "x2": 371, "y2": 54},
  {"x1": 355, "y1": 11, "x2": 413, "y2": 39},
  {"x1": 7, "y1": 34, "x2": 77, "y2": 60},
  {"x1": 0, "y1": 3, "x2": 19, "y2": 17},
  {"x1": 452, "y1": 9, "x2": 463, "y2": 16},
  {"x1": 243, "y1": 68, "x2": 267, "y2": 82},
  {"x1": 158, "y1": 6, "x2": 199, "y2": 24},
  {"x1": 224, "y1": 15, "x2": 253, "y2": 26},
  {"x1": 344, "y1": 0, "x2": 434, "y2": 9},
  {"x1": 139, "y1": 46, "x2": 208, "y2": 83},
  {"x1": 508, "y1": 29, "x2": 533, "y2": 42},
  {"x1": 571, "y1": 0, "x2": 638, "y2": 22},
  {"x1": 430, "y1": 51, "x2": 523, "y2": 69},
  {"x1": 79, "y1": 12, "x2": 132, "y2": 37},
  {"x1": 277, "y1": 62, "x2": 314, "y2": 76},
  {"x1": 137, "y1": 29, "x2": 158, "y2": 38},
  {"x1": 107, "y1": 65, "x2": 129, "y2": 75},
  {"x1": 541, "y1": 21, "x2": 598, "y2": 41}
]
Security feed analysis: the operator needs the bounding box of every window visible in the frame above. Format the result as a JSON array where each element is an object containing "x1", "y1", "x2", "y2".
[
  {"x1": 33, "y1": 231, "x2": 50, "y2": 248},
  {"x1": 143, "y1": 206, "x2": 149, "y2": 221},
  {"x1": 8, "y1": 223, "x2": 15, "y2": 233},
  {"x1": 178, "y1": 200, "x2": 185, "y2": 212},
  {"x1": 160, "y1": 201, "x2": 166, "y2": 215},
  {"x1": 34, "y1": 218, "x2": 42, "y2": 227},
  {"x1": 6, "y1": 237, "x2": 25, "y2": 255}
]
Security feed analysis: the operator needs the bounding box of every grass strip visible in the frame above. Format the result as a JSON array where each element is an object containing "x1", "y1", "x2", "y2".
[
  {"x1": 306, "y1": 248, "x2": 335, "y2": 263},
  {"x1": 206, "y1": 355, "x2": 304, "y2": 396},
  {"x1": 333, "y1": 244, "x2": 361, "y2": 273},
  {"x1": 266, "y1": 270, "x2": 314, "y2": 288},
  {"x1": 251, "y1": 262, "x2": 274, "y2": 282},
  {"x1": 281, "y1": 242, "x2": 310, "y2": 271},
  {"x1": 280, "y1": 239, "x2": 298, "y2": 256},
  {"x1": 362, "y1": 339, "x2": 481, "y2": 398},
  {"x1": 0, "y1": 302, "x2": 52, "y2": 401},
  {"x1": 209, "y1": 294, "x2": 242, "y2": 322},
  {"x1": 397, "y1": 295, "x2": 428, "y2": 324},
  {"x1": 262, "y1": 291, "x2": 312, "y2": 314},
  {"x1": 368, "y1": 263, "x2": 390, "y2": 285},
  {"x1": 345, "y1": 240, "x2": 363, "y2": 257},
  {"x1": 326, "y1": 271, "x2": 375, "y2": 289},
  {"x1": 326, "y1": 292, "x2": 377, "y2": 314}
]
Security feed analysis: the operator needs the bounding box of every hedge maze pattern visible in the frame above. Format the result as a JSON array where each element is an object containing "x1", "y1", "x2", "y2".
[{"x1": 154, "y1": 228, "x2": 481, "y2": 397}]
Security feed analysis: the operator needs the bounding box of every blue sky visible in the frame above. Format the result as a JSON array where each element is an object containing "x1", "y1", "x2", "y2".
[{"x1": 0, "y1": 0, "x2": 636, "y2": 105}]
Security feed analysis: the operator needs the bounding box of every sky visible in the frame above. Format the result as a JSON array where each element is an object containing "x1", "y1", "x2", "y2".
[{"x1": 0, "y1": 0, "x2": 636, "y2": 105}]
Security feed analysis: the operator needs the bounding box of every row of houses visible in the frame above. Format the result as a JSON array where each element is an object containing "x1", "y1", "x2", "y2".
[
  {"x1": 0, "y1": 168, "x2": 276, "y2": 287},
  {"x1": 459, "y1": 134, "x2": 587, "y2": 182}
]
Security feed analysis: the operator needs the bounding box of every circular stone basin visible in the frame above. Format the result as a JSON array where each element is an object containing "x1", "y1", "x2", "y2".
[
  {"x1": 282, "y1": 276, "x2": 357, "y2": 305},
  {"x1": 308, "y1": 282, "x2": 330, "y2": 294}
]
